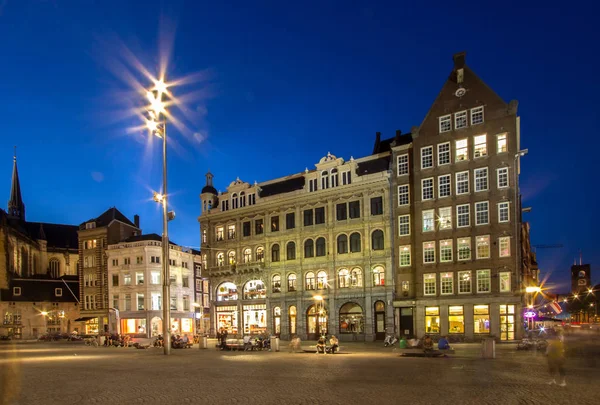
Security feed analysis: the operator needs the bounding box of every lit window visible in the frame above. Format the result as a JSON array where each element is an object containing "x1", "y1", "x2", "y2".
[
  {"x1": 216, "y1": 253, "x2": 225, "y2": 266},
  {"x1": 497, "y1": 167, "x2": 509, "y2": 188},
  {"x1": 398, "y1": 185, "x2": 410, "y2": 206},
  {"x1": 477, "y1": 270, "x2": 491, "y2": 293},
  {"x1": 437, "y1": 142, "x2": 450, "y2": 166},
  {"x1": 305, "y1": 272, "x2": 315, "y2": 290},
  {"x1": 456, "y1": 139, "x2": 468, "y2": 162},
  {"x1": 398, "y1": 215, "x2": 410, "y2": 236},
  {"x1": 456, "y1": 171, "x2": 469, "y2": 194},
  {"x1": 317, "y1": 271, "x2": 328, "y2": 289},
  {"x1": 151, "y1": 271, "x2": 160, "y2": 285},
  {"x1": 287, "y1": 274, "x2": 297, "y2": 292},
  {"x1": 438, "y1": 207, "x2": 452, "y2": 230},
  {"x1": 474, "y1": 168, "x2": 488, "y2": 192},
  {"x1": 372, "y1": 266, "x2": 385, "y2": 286},
  {"x1": 476, "y1": 236, "x2": 490, "y2": 259},
  {"x1": 350, "y1": 268, "x2": 363, "y2": 287},
  {"x1": 256, "y1": 247, "x2": 265, "y2": 262},
  {"x1": 272, "y1": 274, "x2": 281, "y2": 293},
  {"x1": 422, "y1": 210, "x2": 435, "y2": 232},
  {"x1": 497, "y1": 133, "x2": 507, "y2": 153},
  {"x1": 498, "y1": 202, "x2": 510, "y2": 223},
  {"x1": 397, "y1": 154, "x2": 409, "y2": 176},
  {"x1": 425, "y1": 307, "x2": 440, "y2": 333},
  {"x1": 457, "y1": 204, "x2": 470, "y2": 228},
  {"x1": 455, "y1": 111, "x2": 467, "y2": 129},
  {"x1": 124, "y1": 274, "x2": 131, "y2": 286},
  {"x1": 474, "y1": 305, "x2": 490, "y2": 334},
  {"x1": 448, "y1": 306, "x2": 464, "y2": 333},
  {"x1": 440, "y1": 240, "x2": 453, "y2": 262},
  {"x1": 441, "y1": 272, "x2": 454, "y2": 294},
  {"x1": 421, "y1": 146, "x2": 433, "y2": 169},
  {"x1": 422, "y1": 178, "x2": 434, "y2": 200},
  {"x1": 243, "y1": 248, "x2": 252, "y2": 263},
  {"x1": 13, "y1": 287, "x2": 21, "y2": 296},
  {"x1": 423, "y1": 242, "x2": 436, "y2": 264},
  {"x1": 438, "y1": 174, "x2": 451, "y2": 198},
  {"x1": 458, "y1": 271, "x2": 471, "y2": 293},
  {"x1": 424, "y1": 274, "x2": 436, "y2": 296},
  {"x1": 136, "y1": 273, "x2": 144, "y2": 285},
  {"x1": 471, "y1": 106, "x2": 484, "y2": 125},
  {"x1": 227, "y1": 225, "x2": 236, "y2": 239},
  {"x1": 474, "y1": 134, "x2": 487, "y2": 158},
  {"x1": 439, "y1": 115, "x2": 451, "y2": 132},
  {"x1": 499, "y1": 272, "x2": 511, "y2": 292},
  {"x1": 228, "y1": 251, "x2": 236, "y2": 265},
  {"x1": 499, "y1": 237, "x2": 511, "y2": 257},
  {"x1": 399, "y1": 246, "x2": 411, "y2": 267},
  {"x1": 216, "y1": 227, "x2": 224, "y2": 241},
  {"x1": 475, "y1": 201, "x2": 489, "y2": 225},
  {"x1": 499, "y1": 305, "x2": 515, "y2": 341},
  {"x1": 338, "y1": 269, "x2": 350, "y2": 288}
]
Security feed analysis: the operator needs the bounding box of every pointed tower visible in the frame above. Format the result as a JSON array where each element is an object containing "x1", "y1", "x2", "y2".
[
  {"x1": 8, "y1": 147, "x2": 25, "y2": 221},
  {"x1": 200, "y1": 171, "x2": 218, "y2": 213}
]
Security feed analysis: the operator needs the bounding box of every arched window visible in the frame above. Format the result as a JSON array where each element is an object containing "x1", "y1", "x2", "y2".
[
  {"x1": 287, "y1": 273, "x2": 297, "y2": 292},
  {"x1": 202, "y1": 255, "x2": 208, "y2": 269},
  {"x1": 49, "y1": 258, "x2": 60, "y2": 278},
  {"x1": 243, "y1": 248, "x2": 252, "y2": 263},
  {"x1": 273, "y1": 306, "x2": 281, "y2": 335},
  {"x1": 228, "y1": 251, "x2": 236, "y2": 265},
  {"x1": 289, "y1": 305, "x2": 297, "y2": 335},
  {"x1": 232, "y1": 193, "x2": 238, "y2": 209},
  {"x1": 240, "y1": 191, "x2": 246, "y2": 208},
  {"x1": 338, "y1": 269, "x2": 350, "y2": 288},
  {"x1": 216, "y1": 282, "x2": 238, "y2": 301},
  {"x1": 321, "y1": 170, "x2": 329, "y2": 189},
  {"x1": 216, "y1": 253, "x2": 225, "y2": 267},
  {"x1": 337, "y1": 234, "x2": 348, "y2": 254},
  {"x1": 287, "y1": 242, "x2": 296, "y2": 260},
  {"x1": 272, "y1": 274, "x2": 281, "y2": 293},
  {"x1": 243, "y1": 280, "x2": 266, "y2": 299},
  {"x1": 304, "y1": 239, "x2": 314, "y2": 258},
  {"x1": 202, "y1": 229, "x2": 207, "y2": 243},
  {"x1": 305, "y1": 272, "x2": 315, "y2": 290},
  {"x1": 330, "y1": 168, "x2": 339, "y2": 188},
  {"x1": 372, "y1": 230, "x2": 384, "y2": 251},
  {"x1": 350, "y1": 232, "x2": 361, "y2": 253},
  {"x1": 317, "y1": 271, "x2": 328, "y2": 289},
  {"x1": 373, "y1": 266, "x2": 385, "y2": 286},
  {"x1": 351, "y1": 267, "x2": 363, "y2": 287},
  {"x1": 256, "y1": 246, "x2": 265, "y2": 262},
  {"x1": 339, "y1": 302, "x2": 364, "y2": 334},
  {"x1": 271, "y1": 244, "x2": 280, "y2": 262},
  {"x1": 316, "y1": 237, "x2": 326, "y2": 257}
]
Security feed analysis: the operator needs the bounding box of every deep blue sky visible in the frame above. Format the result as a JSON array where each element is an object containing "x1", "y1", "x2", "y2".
[{"x1": 1, "y1": 1, "x2": 598, "y2": 290}]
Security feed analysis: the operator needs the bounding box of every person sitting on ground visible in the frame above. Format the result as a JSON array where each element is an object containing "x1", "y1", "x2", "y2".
[
  {"x1": 423, "y1": 335, "x2": 434, "y2": 352},
  {"x1": 329, "y1": 335, "x2": 339, "y2": 354},
  {"x1": 398, "y1": 336, "x2": 408, "y2": 349},
  {"x1": 316, "y1": 335, "x2": 326, "y2": 354},
  {"x1": 243, "y1": 335, "x2": 253, "y2": 351},
  {"x1": 438, "y1": 335, "x2": 450, "y2": 350},
  {"x1": 182, "y1": 334, "x2": 189, "y2": 347}
]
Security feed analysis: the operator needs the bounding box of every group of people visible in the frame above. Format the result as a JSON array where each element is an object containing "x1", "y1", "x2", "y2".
[
  {"x1": 103, "y1": 333, "x2": 132, "y2": 347},
  {"x1": 316, "y1": 334, "x2": 339, "y2": 354}
]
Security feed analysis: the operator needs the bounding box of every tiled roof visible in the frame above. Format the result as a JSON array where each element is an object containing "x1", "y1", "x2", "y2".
[
  {"x1": 81, "y1": 207, "x2": 137, "y2": 228},
  {"x1": 0, "y1": 275, "x2": 79, "y2": 302},
  {"x1": 356, "y1": 156, "x2": 391, "y2": 176},
  {"x1": 26, "y1": 222, "x2": 78, "y2": 250},
  {"x1": 259, "y1": 176, "x2": 306, "y2": 198}
]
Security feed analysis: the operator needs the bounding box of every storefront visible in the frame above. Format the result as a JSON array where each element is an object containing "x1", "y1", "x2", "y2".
[
  {"x1": 243, "y1": 280, "x2": 267, "y2": 300},
  {"x1": 273, "y1": 307, "x2": 281, "y2": 335},
  {"x1": 307, "y1": 304, "x2": 328, "y2": 340},
  {"x1": 216, "y1": 282, "x2": 238, "y2": 302},
  {"x1": 425, "y1": 307, "x2": 440, "y2": 334},
  {"x1": 121, "y1": 318, "x2": 147, "y2": 335},
  {"x1": 499, "y1": 304, "x2": 516, "y2": 341},
  {"x1": 339, "y1": 302, "x2": 364, "y2": 334},
  {"x1": 216, "y1": 305, "x2": 238, "y2": 334},
  {"x1": 85, "y1": 318, "x2": 99, "y2": 335},
  {"x1": 474, "y1": 305, "x2": 490, "y2": 334},
  {"x1": 171, "y1": 318, "x2": 193, "y2": 335},
  {"x1": 243, "y1": 304, "x2": 267, "y2": 335}
]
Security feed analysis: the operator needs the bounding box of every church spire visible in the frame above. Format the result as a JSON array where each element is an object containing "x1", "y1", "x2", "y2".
[{"x1": 8, "y1": 147, "x2": 25, "y2": 221}]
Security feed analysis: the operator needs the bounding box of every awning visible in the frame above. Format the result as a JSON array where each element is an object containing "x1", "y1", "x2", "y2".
[{"x1": 74, "y1": 317, "x2": 96, "y2": 322}]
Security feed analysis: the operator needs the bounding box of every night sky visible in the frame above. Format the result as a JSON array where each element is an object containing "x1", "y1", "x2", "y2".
[{"x1": 1, "y1": 1, "x2": 598, "y2": 291}]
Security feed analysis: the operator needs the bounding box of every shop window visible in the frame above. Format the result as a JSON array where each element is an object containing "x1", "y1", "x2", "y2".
[
  {"x1": 289, "y1": 306, "x2": 297, "y2": 335},
  {"x1": 243, "y1": 280, "x2": 267, "y2": 300},
  {"x1": 287, "y1": 274, "x2": 297, "y2": 292},
  {"x1": 272, "y1": 275, "x2": 281, "y2": 293},
  {"x1": 425, "y1": 307, "x2": 440, "y2": 334},
  {"x1": 339, "y1": 302, "x2": 364, "y2": 334},
  {"x1": 243, "y1": 304, "x2": 267, "y2": 335},
  {"x1": 273, "y1": 307, "x2": 281, "y2": 335},
  {"x1": 217, "y1": 306, "x2": 239, "y2": 335},
  {"x1": 474, "y1": 305, "x2": 490, "y2": 334},
  {"x1": 216, "y1": 282, "x2": 238, "y2": 302},
  {"x1": 499, "y1": 305, "x2": 515, "y2": 341},
  {"x1": 448, "y1": 306, "x2": 464, "y2": 334}
]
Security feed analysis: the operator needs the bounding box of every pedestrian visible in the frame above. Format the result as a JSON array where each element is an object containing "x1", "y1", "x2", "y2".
[{"x1": 546, "y1": 335, "x2": 566, "y2": 386}]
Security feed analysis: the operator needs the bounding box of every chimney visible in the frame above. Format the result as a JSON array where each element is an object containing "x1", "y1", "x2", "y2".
[
  {"x1": 395, "y1": 130, "x2": 402, "y2": 143},
  {"x1": 453, "y1": 51, "x2": 466, "y2": 69},
  {"x1": 134, "y1": 214, "x2": 140, "y2": 228},
  {"x1": 372, "y1": 132, "x2": 381, "y2": 154}
]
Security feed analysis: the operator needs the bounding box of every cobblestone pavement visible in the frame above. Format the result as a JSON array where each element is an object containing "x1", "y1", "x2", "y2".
[{"x1": 0, "y1": 340, "x2": 598, "y2": 405}]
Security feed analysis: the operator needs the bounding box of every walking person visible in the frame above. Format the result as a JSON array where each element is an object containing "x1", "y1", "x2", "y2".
[{"x1": 546, "y1": 335, "x2": 566, "y2": 386}]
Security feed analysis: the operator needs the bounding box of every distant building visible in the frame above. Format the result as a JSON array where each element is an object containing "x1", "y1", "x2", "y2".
[{"x1": 571, "y1": 264, "x2": 592, "y2": 294}]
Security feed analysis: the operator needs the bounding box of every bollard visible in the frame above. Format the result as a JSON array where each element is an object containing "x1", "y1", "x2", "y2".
[
  {"x1": 270, "y1": 336, "x2": 280, "y2": 352},
  {"x1": 481, "y1": 338, "x2": 496, "y2": 359},
  {"x1": 199, "y1": 335, "x2": 207, "y2": 349}
]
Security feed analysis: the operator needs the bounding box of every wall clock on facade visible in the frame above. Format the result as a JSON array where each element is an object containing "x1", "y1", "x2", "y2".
[{"x1": 455, "y1": 88, "x2": 466, "y2": 97}]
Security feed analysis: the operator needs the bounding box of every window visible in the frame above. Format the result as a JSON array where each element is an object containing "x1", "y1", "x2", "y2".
[
  {"x1": 137, "y1": 293, "x2": 145, "y2": 310},
  {"x1": 305, "y1": 272, "x2": 315, "y2": 290},
  {"x1": 84, "y1": 239, "x2": 97, "y2": 249},
  {"x1": 202, "y1": 229, "x2": 207, "y2": 243},
  {"x1": 240, "y1": 192, "x2": 246, "y2": 208},
  {"x1": 342, "y1": 171, "x2": 352, "y2": 185},
  {"x1": 216, "y1": 227, "x2": 224, "y2": 241},
  {"x1": 255, "y1": 219, "x2": 264, "y2": 235},
  {"x1": 151, "y1": 271, "x2": 160, "y2": 285},
  {"x1": 474, "y1": 304, "x2": 490, "y2": 334},
  {"x1": 169, "y1": 273, "x2": 177, "y2": 285},
  {"x1": 317, "y1": 271, "x2": 328, "y2": 289},
  {"x1": 424, "y1": 274, "x2": 436, "y2": 295},
  {"x1": 370, "y1": 197, "x2": 383, "y2": 216},
  {"x1": 476, "y1": 236, "x2": 490, "y2": 259},
  {"x1": 499, "y1": 237, "x2": 511, "y2": 257},
  {"x1": 315, "y1": 207, "x2": 325, "y2": 224},
  {"x1": 350, "y1": 268, "x2": 363, "y2": 287},
  {"x1": 256, "y1": 247, "x2": 265, "y2": 262},
  {"x1": 439, "y1": 115, "x2": 451, "y2": 132},
  {"x1": 500, "y1": 272, "x2": 511, "y2": 292},
  {"x1": 437, "y1": 143, "x2": 450, "y2": 166},
  {"x1": 475, "y1": 201, "x2": 489, "y2": 225},
  {"x1": 309, "y1": 178, "x2": 318, "y2": 192},
  {"x1": 337, "y1": 234, "x2": 348, "y2": 254},
  {"x1": 498, "y1": 202, "x2": 510, "y2": 223},
  {"x1": 228, "y1": 251, "x2": 236, "y2": 265},
  {"x1": 286, "y1": 242, "x2": 296, "y2": 260},
  {"x1": 421, "y1": 178, "x2": 434, "y2": 200},
  {"x1": 349, "y1": 201, "x2": 360, "y2": 219},
  {"x1": 271, "y1": 244, "x2": 280, "y2": 262},
  {"x1": 151, "y1": 293, "x2": 161, "y2": 310},
  {"x1": 112, "y1": 259, "x2": 118, "y2": 267},
  {"x1": 182, "y1": 295, "x2": 190, "y2": 311},
  {"x1": 304, "y1": 239, "x2": 314, "y2": 258},
  {"x1": 497, "y1": 167, "x2": 509, "y2": 188},
  {"x1": 497, "y1": 133, "x2": 507, "y2": 154},
  {"x1": 441, "y1": 272, "x2": 454, "y2": 294},
  {"x1": 458, "y1": 271, "x2": 471, "y2": 293},
  {"x1": 458, "y1": 238, "x2": 471, "y2": 261},
  {"x1": 287, "y1": 274, "x2": 297, "y2": 292},
  {"x1": 474, "y1": 168, "x2": 488, "y2": 192},
  {"x1": 124, "y1": 274, "x2": 131, "y2": 285},
  {"x1": 438, "y1": 174, "x2": 451, "y2": 198},
  {"x1": 349, "y1": 233, "x2": 361, "y2": 253},
  {"x1": 124, "y1": 294, "x2": 131, "y2": 311},
  {"x1": 455, "y1": 139, "x2": 468, "y2": 162},
  {"x1": 474, "y1": 134, "x2": 487, "y2": 158},
  {"x1": 422, "y1": 210, "x2": 435, "y2": 232},
  {"x1": 471, "y1": 106, "x2": 484, "y2": 125},
  {"x1": 330, "y1": 169, "x2": 339, "y2": 188},
  {"x1": 316, "y1": 237, "x2": 326, "y2": 257},
  {"x1": 123, "y1": 258, "x2": 130, "y2": 265},
  {"x1": 423, "y1": 242, "x2": 436, "y2": 263},
  {"x1": 136, "y1": 256, "x2": 143, "y2": 264},
  {"x1": 425, "y1": 307, "x2": 440, "y2": 334},
  {"x1": 371, "y1": 230, "x2": 384, "y2": 251},
  {"x1": 398, "y1": 215, "x2": 410, "y2": 236},
  {"x1": 401, "y1": 281, "x2": 410, "y2": 293},
  {"x1": 336, "y1": 203, "x2": 348, "y2": 221},
  {"x1": 227, "y1": 225, "x2": 236, "y2": 239},
  {"x1": 271, "y1": 216, "x2": 279, "y2": 232},
  {"x1": 372, "y1": 266, "x2": 385, "y2": 286},
  {"x1": 272, "y1": 274, "x2": 281, "y2": 293},
  {"x1": 440, "y1": 240, "x2": 453, "y2": 262},
  {"x1": 397, "y1": 154, "x2": 409, "y2": 175},
  {"x1": 136, "y1": 273, "x2": 144, "y2": 285},
  {"x1": 399, "y1": 246, "x2": 411, "y2": 267},
  {"x1": 439, "y1": 207, "x2": 452, "y2": 230},
  {"x1": 457, "y1": 204, "x2": 470, "y2": 228},
  {"x1": 85, "y1": 222, "x2": 96, "y2": 229},
  {"x1": 216, "y1": 253, "x2": 224, "y2": 266},
  {"x1": 13, "y1": 287, "x2": 21, "y2": 296},
  {"x1": 321, "y1": 171, "x2": 329, "y2": 189},
  {"x1": 241, "y1": 248, "x2": 251, "y2": 263},
  {"x1": 477, "y1": 270, "x2": 491, "y2": 293},
  {"x1": 456, "y1": 171, "x2": 469, "y2": 194},
  {"x1": 112, "y1": 274, "x2": 119, "y2": 286},
  {"x1": 421, "y1": 146, "x2": 433, "y2": 169},
  {"x1": 170, "y1": 297, "x2": 177, "y2": 310},
  {"x1": 338, "y1": 269, "x2": 350, "y2": 288},
  {"x1": 221, "y1": 200, "x2": 229, "y2": 211},
  {"x1": 455, "y1": 110, "x2": 467, "y2": 129},
  {"x1": 84, "y1": 295, "x2": 95, "y2": 310},
  {"x1": 232, "y1": 193, "x2": 238, "y2": 209},
  {"x1": 151, "y1": 256, "x2": 160, "y2": 264},
  {"x1": 448, "y1": 306, "x2": 464, "y2": 334},
  {"x1": 243, "y1": 221, "x2": 251, "y2": 237},
  {"x1": 113, "y1": 294, "x2": 119, "y2": 310},
  {"x1": 286, "y1": 213, "x2": 295, "y2": 230},
  {"x1": 304, "y1": 209, "x2": 313, "y2": 226},
  {"x1": 499, "y1": 304, "x2": 515, "y2": 341},
  {"x1": 398, "y1": 185, "x2": 409, "y2": 206}
]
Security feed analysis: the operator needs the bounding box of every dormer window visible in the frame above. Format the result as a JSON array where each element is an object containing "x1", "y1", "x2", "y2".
[
  {"x1": 321, "y1": 171, "x2": 329, "y2": 190},
  {"x1": 247, "y1": 193, "x2": 256, "y2": 205},
  {"x1": 330, "y1": 168, "x2": 339, "y2": 188},
  {"x1": 232, "y1": 193, "x2": 238, "y2": 209},
  {"x1": 85, "y1": 222, "x2": 96, "y2": 229},
  {"x1": 240, "y1": 192, "x2": 246, "y2": 207}
]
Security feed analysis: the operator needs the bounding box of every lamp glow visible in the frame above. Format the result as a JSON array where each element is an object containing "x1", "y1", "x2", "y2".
[
  {"x1": 313, "y1": 295, "x2": 323, "y2": 301},
  {"x1": 41, "y1": 311, "x2": 48, "y2": 316},
  {"x1": 525, "y1": 286, "x2": 541, "y2": 293}
]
